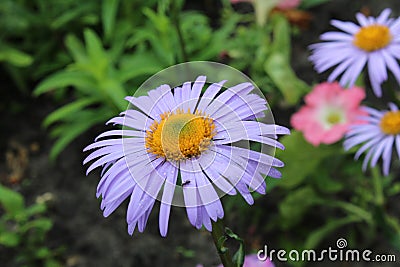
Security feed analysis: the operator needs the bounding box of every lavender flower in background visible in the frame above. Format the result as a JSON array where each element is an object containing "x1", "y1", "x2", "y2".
[
  {"x1": 196, "y1": 254, "x2": 275, "y2": 267},
  {"x1": 344, "y1": 103, "x2": 400, "y2": 175},
  {"x1": 309, "y1": 8, "x2": 400, "y2": 97},
  {"x1": 84, "y1": 76, "x2": 289, "y2": 236},
  {"x1": 217, "y1": 254, "x2": 275, "y2": 267}
]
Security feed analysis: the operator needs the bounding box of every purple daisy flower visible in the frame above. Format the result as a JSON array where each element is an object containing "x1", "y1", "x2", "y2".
[
  {"x1": 344, "y1": 103, "x2": 400, "y2": 175},
  {"x1": 309, "y1": 8, "x2": 400, "y2": 97},
  {"x1": 84, "y1": 76, "x2": 289, "y2": 236}
]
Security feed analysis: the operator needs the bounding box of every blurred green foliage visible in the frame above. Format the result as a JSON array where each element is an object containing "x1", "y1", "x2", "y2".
[
  {"x1": 0, "y1": 0, "x2": 308, "y2": 158},
  {"x1": 0, "y1": 0, "x2": 99, "y2": 92},
  {"x1": 273, "y1": 131, "x2": 400, "y2": 261},
  {"x1": 32, "y1": 0, "x2": 242, "y2": 159},
  {"x1": 0, "y1": 184, "x2": 62, "y2": 267}
]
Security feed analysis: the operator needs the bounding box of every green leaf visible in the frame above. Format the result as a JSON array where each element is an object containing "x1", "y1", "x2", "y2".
[
  {"x1": 264, "y1": 53, "x2": 310, "y2": 105},
  {"x1": 142, "y1": 7, "x2": 170, "y2": 34},
  {"x1": 225, "y1": 228, "x2": 245, "y2": 267},
  {"x1": 175, "y1": 246, "x2": 196, "y2": 258},
  {"x1": 43, "y1": 97, "x2": 98, "y2": 127},
  {"x1": 126, "y1": 28, "x2": 154, "y2": 48},
  {"x1": 24, "y1": 203, "x2": 47, "y2": 217},
  {"x1": 33, "y1": 70, "x2": 96, "y2": 96},
  {"x1": 218, "y1": 238, "x2": 229, "y2": 253},
  {"x1": 102, "y1": 0, "x2": 120, "y2": 42},
  {"x1": 225, "y1": 228, "x2": 243, "y2": 242},
  {"x1": 45, "y1": 259, "x2": 62, "y2": 267},
  {"x1": 192, "y1": 14, "x2": 240, "y2": 60},
  {"x1": 253, "y1": 0, "x2": 279, "y2": 26},
  {"x1": 279, "y1": 186, "x2": 320, "y2": 229},
  {"x1": 305, "y1": 216, "x2": 360, "y2": 249},
  {"x1": 299, "y1": 0, "x2": 331, "y2": 9},
  {"x1": 20, "y1": 218, "x2": 53, "y2": 233},
  {"x1": 384, "y1": 214, "x2": 400, "y2": 250},
  {"x1": 51, "y1": 6, "x2": 89, "y2": 29},
  {"x1": 141, "y1": 7, "x2": 175, "y2": 65},
  {"x1": 271, "y1": 14, "x2": 291, "y2": 61},
  {"x1": 323, "y1": 201, "x2": 373, "y2": 225},
  {"x1": 0, "y1": 231, "x2": 20, "y2": 247},
  {"x1": 232, "y1": 243, "x2": 245, "y2": 267},
  {"x1": 118, "y1": 52, "x2": 164, "y2": 83},
  {"x1": 49, "y1": 122, "x2": 93, "y2": 160},
  {"x1": 388, "y1": 182, "x2": 400, "y2": 196},
  {"x1": 84, "y1": 28, "x2": 107, "y2": 60},
  {"x1": 35, "y1": 247, "x2": 51, "y2": 259},
  {"x1": 102, "y1": 79, "x2": 128, "y2": 111},
  {"x1": 83, "y1": 28, "x2": 109, "y2": 79},
  {"x1": 313, "y1": 167, "x2": 344, "y2": 193},
  {"x1": 276, "y1": 131, "x2": 336, "y2": 188},
  {"x1": 65, "y1": 34, "x2": 88, "y2": 63},
  {"x1": 49, "y1": 109, "x2": 112, "y2": 159},
  {"x1": 0, "y1": 47, "x2": 33, "y2": 67},
  {"x1": 0, "y1": 184, "x2": 25, "y2": 216}
]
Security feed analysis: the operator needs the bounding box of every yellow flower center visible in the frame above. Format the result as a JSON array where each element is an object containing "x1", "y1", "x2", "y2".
[
  {"x1": 145, "y1": 109, "x2": 216, "y2": 161},
  {"x1": 353, "y1": 24, "x2": 392, "y2": 52},
  {"x1": 380, "y1": 111, "x2": 400, "y2": 135},
  {"x1": 327, "y1": 112, "x2": 342, "y2": 125}
]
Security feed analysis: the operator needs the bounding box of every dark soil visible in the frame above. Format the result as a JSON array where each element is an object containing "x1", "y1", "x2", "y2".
[{"x1": 1, "y1": 1, "x2": 400, "y2": 267}]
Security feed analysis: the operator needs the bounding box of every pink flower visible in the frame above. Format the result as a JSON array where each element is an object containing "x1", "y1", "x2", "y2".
[
  {"x1": 276, "y1": 0, "x2": 301, "y2": 10},
  {"x1": 217, "y1": 254, "x2": 275, "y2": 267},
  {"x1": 291, "y1": 82, "x2": 366, "y2": 146}
]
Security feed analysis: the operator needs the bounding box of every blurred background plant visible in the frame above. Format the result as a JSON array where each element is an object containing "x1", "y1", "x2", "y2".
[
  {"x1": 32, "y1": 0, "x2": 241, "y2": 159},
  {"x1": 0, "y1": 185, "x2": 62, "y2": 267},
  {"x1": 2, "y1": 0, "x2": 400, "y2": 266}
]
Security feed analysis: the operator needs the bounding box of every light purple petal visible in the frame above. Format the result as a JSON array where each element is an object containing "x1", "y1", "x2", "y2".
[
  {"x1": 382, "y1": 136, "x2": 394, "y2": 175},
  {"x1": 389, "y1": 17, "x2": 400, "y2": 32},
  {"x1": 381, "y1": 49, "x2": 400, "y2": 84},
  {"x1": 188, "y1": 76, "x2": 206, "y2": 112},
  {"x1": 196, "y1": 80, "x2": 226, "y2": 112},
  {"x1": 331, "y1": 20, "x2": 360, "y2": 34},
  {"x1": 396, "y1": 135, "x2": 400, "y2": 158},
  {"x1": 181, "y1": 160, "x2": 200, "y2": 226},
  {"x1": 370, "y1": 137, "x2": 391, "y2": 167},
  {"x1": 356, "y1": 13, "x2": 369, "y2": 26},
  {"x1": 377, "y1": 8, "x2": 392, "y2": 24},
  {"x1": 205, "y1": 82, "x2": 254, "y2": 116},
  {"x1": 320, "y1": 32, "x2": 353, "y2": 41},
  {"x1": 159, "y1": 162, "x2": 178, "y2": 237},
  {"x1": 388, "y1": 102, "x2": 399, "y2": 111},
  {"x1": 340, "y1": 53, "x2": 367, "y2": 87},
  {"x1": 138, "y1": 201, "x2": 155, "y2": 232},
  {"x1": 201, "y1": 208, "x2": 212, "y2": 231},
  {"x1": 176, "y1": 81, "x2": 192, "y2": 112},
  {"x1": 328, "y1": 57, "x2": 354, "y2": 83},
  {"x1": 198, "y1": 150, "x2": 237, "y2": 195}
]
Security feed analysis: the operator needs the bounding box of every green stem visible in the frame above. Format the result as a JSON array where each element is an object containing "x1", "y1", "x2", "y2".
[
  {"x1": 371, "y1": 167, "x2": 384, "y2": 206},
  {"x1": 316, "y1": 199, "x2": 373, "y2": 225},
  {"x1": 211, "y1": 220, "x2": 235, "y2": 267},
  {"x1": 171, "y1": 2, "x2": 188, "y2": 62}
]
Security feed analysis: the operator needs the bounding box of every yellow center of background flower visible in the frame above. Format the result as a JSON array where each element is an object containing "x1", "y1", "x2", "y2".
[
  {"x1": 380, "y1": 111, "x2": 400, "y2": 135},
  {"x1": 145, "y1": 110, "x2": 216, "y2": 161},
  {"x1": 353, "y1": 24, "x2": 392, "y2": 52},
  {"x1": 327, "y1": 113, "x2": 342, "y2": 125}
]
